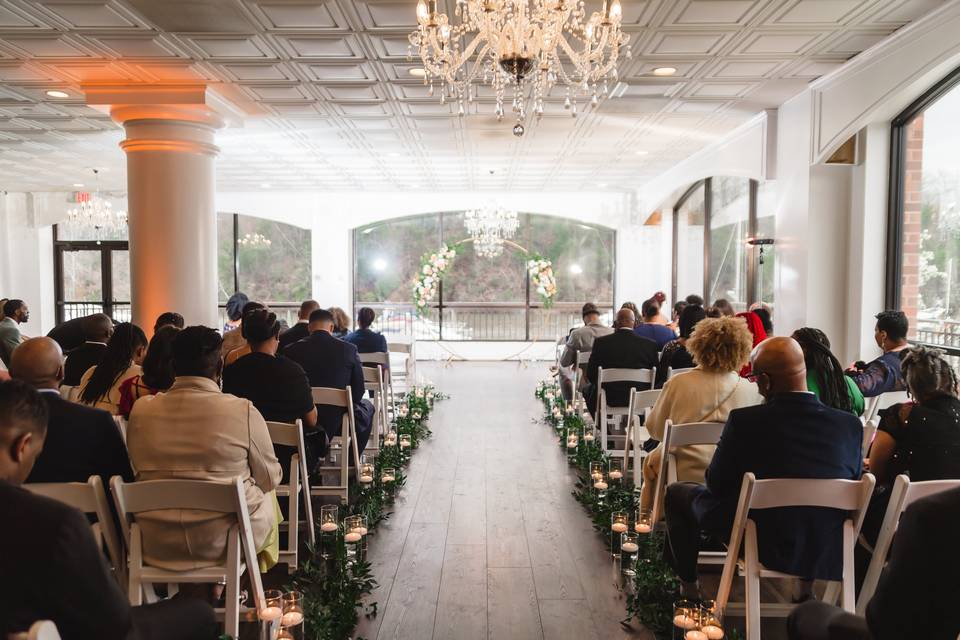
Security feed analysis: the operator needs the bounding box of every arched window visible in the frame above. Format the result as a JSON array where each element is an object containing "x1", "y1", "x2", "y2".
[{"x1": 354, "y1": 212, "x2": 615, "y2": 341}]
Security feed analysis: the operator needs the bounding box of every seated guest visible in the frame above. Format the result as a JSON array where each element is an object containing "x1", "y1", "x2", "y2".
[
  {"x1": 846, "y1": 310, "x2": 909, "y2": 398},
  {"x1": 11, "y1": 338, "x2": 132, "y2": 486},
  {"x1": 789, "y1": 487, "x2": 960, "y2": 640},
  {"x1": 219, "y1": 291, "x2": 248, "y2": 356},
  {"x1": 634, "y1": 299, "x2": 677, "y2": 349},
  {"x1": 620, "y1": 301, "x2": 642, "y2": 328},
  {"x1": 0, "y1": 379, "x2": 217, "y2": 640},
  {"x1": 861, "y1": 346, "x2": 960, "y2": 545},
  {"x1": 117, "y1": 326, "x2": 180, "y2": 419},
  {"x1": 285, "y1": 308, "x2": 374, "y2": 455},
  {"x1": 655, "y1": 303, "x2": 706, "y2": 388},
  {"x1": 345, "y1": 307, "x2": 389, "y2": 356},
  {"x1": 669, "y1": 299, "x2": 688, "y2": 333},
  {"x1": 78, "y1": 322, "x2": 147, "y2": 415},
  {"x1": 154, "y1": 311, "x2": 184, "y2": 333},
  {"x1": 685, "y1": 294, "x2": 705, "y2": 306},
  {"x1": 584, "y1": 308, "x2": 658, "y2": 419},
  {"x1": 750, "y1": 301, "x2": 773, "y2": 335},
  {"x1": 663, "y1": 337, "x2": 862, "y2": 599},
  {"x1": 127, "y1": 326, "x2": 282, "y2": 572},
  {"x1": 736, "y1": 311, "x2": 767, "y2": 377},
  {"x1": 62, "y1": 313, "x2": 113, "y2": 386},
  {"x1": 279, "y1": 300, "x2": 320, "y2": 350},
  {"x1": 712, "y1": 298, "x2": 735, "y2": 317},
  {"x1": 47, "y1": 312, "x2": 109, "y2": 354},
  {"x1": 223, "y1": 300, "x2": 266, "y2": 365},
  {"x1": 559, "y1": 303, "x2": 614, "y2": 402},
  {"x1": 792, "y1": 327, "x2": 864, "y2": 416},
  {"x1": 705, "y1": 306, "x2": 723, "y2": 318},
  {"x1": 330, "y1": 306, "x2": 351, "y2": 339},
  {"x1": 222, "y1": 309, "x2": 321, "y2": 476},
  {"x1": 650, "y1": 291, "x2": 672, "y2": 325},
  {"x1": 0, "y1": 299, "x2": 28, "y2": 367},
  {"x1": 640, "y1": 316, "x2": 762, "y2": 512}
]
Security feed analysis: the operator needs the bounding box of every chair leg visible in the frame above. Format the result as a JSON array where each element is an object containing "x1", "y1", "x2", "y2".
[
  {"x1": 744, "y1": 522, "x2": 761, "y2": 640},
  {"x1": 225, "y1": 531, "x2": 241, "y2": 638}
]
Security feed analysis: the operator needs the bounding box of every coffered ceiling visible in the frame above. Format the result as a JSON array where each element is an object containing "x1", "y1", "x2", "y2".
[{"x1": 0, "y1": 0, "x2": 946, "y2": 193}]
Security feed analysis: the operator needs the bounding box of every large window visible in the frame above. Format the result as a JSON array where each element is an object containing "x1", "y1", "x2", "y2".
[
  {"x1": 889, "y1": 66, "x2": 960, "y2": 364},
  {"x1": 53, "y1": 221, "x2": 130, "y2": 323},
  {"x1": 671, "y1": 177, "x2": 773, "y2": 311},
  {"x1": 354, "y1": 212, "x2": 616, "y2": 341}
]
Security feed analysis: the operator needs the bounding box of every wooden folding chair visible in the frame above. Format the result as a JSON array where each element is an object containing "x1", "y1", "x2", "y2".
[
  {"x1": 387, "y1": 341, "x2": 416, "y2": 392},
  {"x1": 311, "y1": 386, "x2": 361, "y2": 504},
  {"x1": 363, "y1": 365, "x2": 389, "y2": 454},
  {"x1": 861, "y1": 419, "x2": 878, "y2": 457},
  {"x1": 596, "y1": 366, "x2": 655, "y2": 463},
  {"x1": 26, "y1": 475, "x2": 126, "y2": 588},
  {"x1": 666, "y1": 366, "x2": 695, "y2": 380},
  {"x1": 110, "y1": 477, "x2": 266, "y2": 638},
  {"x1": 573, "y1": 350, "x2": 591, "y2": 420},
  {"x1": 9, "y1": 620, "x2": 62, "y2": 640},
  {"x1": 856, "y1": 474, "x2": 960, "y2": 615},
  {"x1": 863, "y1": 390, "x2": 910, "y2": 423},
  {"x1": 359, "y1": 352, "x2": 395, "y2": 418},
  {"x1": 113, "y1": 415, "x2": 127, "y2": 444},
  {"x1": 716, "y1": 472, "x2": 876, "y2": 640},
  {"x1": 265, "y1": 420, "x2": 316, "y2": 573},
  {"x1": 626, "y1": 387, "x2": 661, "y2": 487}
]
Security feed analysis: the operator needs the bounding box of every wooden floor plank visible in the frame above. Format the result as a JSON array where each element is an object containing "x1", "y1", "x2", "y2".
[
  {"x1": 487, "y1": 567, "x2": 544, "y2": 640},
  {"x1": 375, "y1": 522, "x2": 446, "y2": 640},
  {"x1": 432, "y1": 544, "x2": 487, "y2": 640},
  {"x1": 538, "y1": 600, "x2": 601, "y2": 640}
]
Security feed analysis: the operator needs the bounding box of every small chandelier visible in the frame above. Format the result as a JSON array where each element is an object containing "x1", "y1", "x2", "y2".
[
  {"x1": 465, "y1": 205, "x2": 519, "y2": 258},
  {"x1": 238, "y1": 232, "x2": 272, "y2": 248},
  {"x1": 67, "y1": 169, "x2": 127, "y2": 240},
  {"x1": 409, "y1": 0, "x2": 629, "y2": 134}
]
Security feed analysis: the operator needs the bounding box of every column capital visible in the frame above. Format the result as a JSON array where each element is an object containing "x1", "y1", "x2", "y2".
[{"x1": 83, "y1": 83, "x2": 241, "y2": 129}]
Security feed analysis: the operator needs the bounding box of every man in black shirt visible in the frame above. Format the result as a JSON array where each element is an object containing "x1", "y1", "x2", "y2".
[
  {"x1": 0, "y1": 379, "x2": 216, "y2": 640},
  {"x1": 62, "y1": 313, "x2": 113, "y2": 386},
  {"x1": 222, "y1": 308, "x2": 322, "y2": 474}
]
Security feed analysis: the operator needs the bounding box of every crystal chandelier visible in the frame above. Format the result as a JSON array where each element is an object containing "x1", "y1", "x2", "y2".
[
  {"x1": 238, "y1": 232, "x2": 272, "y2": 248},
  {"x1": 67, "y1": 169, "x2": 127, "y2": 239},
  {"x1": 409, "y1": 0, "x2": 629, "y2": 135},
  {"x1": 464, "y1": 205, "x2": 519, "y2": 257}
]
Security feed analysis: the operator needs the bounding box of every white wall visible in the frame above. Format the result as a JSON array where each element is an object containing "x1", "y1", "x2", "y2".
[{"x1": 0, "y1": 193, "x2": 55, "y2": 335}]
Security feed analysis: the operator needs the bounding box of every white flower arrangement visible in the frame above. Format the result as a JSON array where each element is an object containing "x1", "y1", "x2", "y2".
[
  {"x1": 526, "y1": 256, "x2": 557, "y2": 308},
  {"x1": 414, "y1": 244, "x2": 458, "y2": 314}
]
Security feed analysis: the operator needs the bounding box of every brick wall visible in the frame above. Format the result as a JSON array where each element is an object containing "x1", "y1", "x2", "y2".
[{"x1": 900, "y1": 114, "x2": 923, "y2": 338}]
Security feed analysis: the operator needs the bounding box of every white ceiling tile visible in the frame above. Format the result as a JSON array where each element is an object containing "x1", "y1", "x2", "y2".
[
  {"x1": 183, "y1": 35, "x2": 276, "y2": 60},
  {"x1": 250, "y1": 1, "x2": 343, "y2": 30},
  {"x1": 85, "y1": 36, "x2": 184, "y2": 58},
  {"x1": 768, "y1": 0, "x2": 864, "y2": 24},
  {"x1": 38, "y1": 2, "x2": 141, "y2": 28},
  {"x1": 0, "y1": 35, "x2": 93, "y2": 58},
  {"x1": 826, "y1": 30, "x2": 890, "y2": 53},
  {"x1": 670, "y1": 0, "x2": 761, "y2": 25},
  {"x1": 274, "y1": 35, "x2": 359, "y2": 59},
  {"x1": 735, "y1": 31, "x2": 825, "y2": 55},
  {"x1": 646, "y1": 31, "x2": 736, "y2": 55},
  {"x1": 708, "y1": 59, "x2": 783, "y2": 78}
]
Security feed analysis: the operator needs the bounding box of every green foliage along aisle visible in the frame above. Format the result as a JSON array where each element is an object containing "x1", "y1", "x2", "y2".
[
  {"x1": 287, "y1": 384, "x2": 448, "y2": 640},
  {"x1": 534, "y1": 379, "x2": 680, "y2": 639}
]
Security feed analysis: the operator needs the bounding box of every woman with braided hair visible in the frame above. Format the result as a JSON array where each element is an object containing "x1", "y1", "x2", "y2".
[
  {"x1": 77, "y1": 322, "x2": 148, "y2": 414},
  {"x1": 791, "y1": 327, "x2": 864, "y2": 416},
  {"x1": 861, "y1": 345, "x2": 960, "y2": 544}
]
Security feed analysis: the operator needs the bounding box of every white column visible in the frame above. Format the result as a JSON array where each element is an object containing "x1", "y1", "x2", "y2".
[{"x1": 111, "y1": 105, "x2": 223, "y2": 331}]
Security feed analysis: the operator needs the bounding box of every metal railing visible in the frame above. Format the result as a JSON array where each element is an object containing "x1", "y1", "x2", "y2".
[
  {"x1": 61, "y1": 302, "x2": 131, "y2": 323},
  {"x1": 913, "y1": 319, "x2": 960, "y2": 372}
]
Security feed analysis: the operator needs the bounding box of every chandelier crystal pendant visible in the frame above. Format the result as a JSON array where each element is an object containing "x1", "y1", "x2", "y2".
[
  {"x1": 464, "y1": 204, "x2": 519, "y2": 258},
  {"x1": 409, "y1": 0, "x2": 630, "y2": 133},
  {"x1": 67, "y1": 169, "x2": 127, "y2": 241},
  {"x1": 238, "y1": 232, "x2": 272, "y2": 248}
]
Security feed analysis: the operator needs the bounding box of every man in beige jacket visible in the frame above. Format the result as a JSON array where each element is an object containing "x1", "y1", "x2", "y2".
[{"x1": 127, "y1": 325, "x2": 282, "y2": 571}]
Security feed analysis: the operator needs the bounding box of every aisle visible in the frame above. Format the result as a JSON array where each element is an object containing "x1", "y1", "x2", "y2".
[{"x1": 356, "y1": 362, "x2": 652, "y2": 640}]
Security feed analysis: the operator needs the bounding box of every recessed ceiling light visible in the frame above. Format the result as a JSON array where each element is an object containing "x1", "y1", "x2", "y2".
[
  {"x1": 635, "y1": 150, "x2": 649, "y2": 156},
  {"x1": 46, "y1": 90, "x2": 70, "y2": 98},
  {"x1": 72, "y1": 183, "x2": 84, "y2": 188},
  {"x1": 652, "y1": 67, "x2": 677, "y2": 77},
  {"x1": 260, "y1": 182, "x2": 272, "y2": 189},
  {"x1": 409, "y1": 68, "x2": 426, "y2": 77}
]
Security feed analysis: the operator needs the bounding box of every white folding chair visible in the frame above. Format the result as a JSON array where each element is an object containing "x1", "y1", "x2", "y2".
[
  {"x1": 626, "y1": 387, "x2": 661, "y2": 486},
  {"x1": 113, "y1": 415, "x2": 127, "y2": 444},
  {"x1": 363, "y1": 365, "x2": 388, "y2": 454},
  {"x1": 861, "y1": 419, "x2": 878, "y2": 457},
  {"x1": 863, "y1": 390, "x2": 910, "y2": 423},
  {"x1": 649, "y1": 420, "x2": 726, "y2": 533},
  {"x1": 110, "y1": 477, "x2": 266, "y2": 638},
  {"x1": 666, "y1": 366, "x2": 695, "y2": 380},
  {"x1": 265, "y1": 420, "x2": 316, "y2": 573},
  {"x1": 716, "y1": 472, "x2": 876, "y2": 640},
  {"x1": 596, "y1": 366, "x2": 655, "y2": 463},
  {"x1": 856, "y1": 474, "x2": 960, "y2": 615},
  {"x1": 311, "y1": 387, "x2": 361, "y2": 504},
  {"x1": 359, "y1": 352, "x2": 395, "y2": 418},
  {"x1": 573, "y1": 350, "x2": 591, "y2": 420},
  {"x1": 9, "y1": 620, "x2": 62, "y2": 640},
  {"x1": 387, "y1": 341, "x2": 416, "y2": 391},
  {"x1": 26, "y1": 475, "x2": 126, "y2": 588}
]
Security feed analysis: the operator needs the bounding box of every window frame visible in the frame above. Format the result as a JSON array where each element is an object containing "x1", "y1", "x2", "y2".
[{"x1": 53, "y1": 225, "x2": 129, "y2": 324}]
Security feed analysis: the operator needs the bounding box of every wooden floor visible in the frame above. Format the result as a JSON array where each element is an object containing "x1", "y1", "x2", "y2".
[{"x1": 356, "y1": 362, "x2": 653, "y2": 640}]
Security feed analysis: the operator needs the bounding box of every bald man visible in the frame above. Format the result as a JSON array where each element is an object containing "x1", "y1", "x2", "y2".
[
  {"x1": 62, "y1": 313, "x2": 113, "y2": 386},
  {"x1": 10, "y1": 337, "x2": 132, "y2": 486},
  {"x1": 663, "y1": 337, "x2": 863, "y2": 599},
  {"x1": 584, "y1": 307, "x2": 659, "y2": 418}
]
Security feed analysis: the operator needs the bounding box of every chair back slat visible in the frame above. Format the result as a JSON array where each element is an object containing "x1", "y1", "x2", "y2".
[
  {"x1": 113, "y1": 478, "x2": 241, "y2": 513},
  {"x1": 862, "y1": 419, "x2": 878, "y2": 456},
  {"x1": 358, "y1": 352, "x2": 389, "y2": 367},
  {"x1": 628, "y1": 388, "x2": 661, "y2": 413},
  {"x1": 363, "y1": 366, "x2": 382, "y2": 384},
  {"x1": 388, "y1": 342, "x2": 412, "y2": 354},
  {"x1": 577, "y1": 350, "x2": 591, "y2": 365},
  {"x1": 312, "y1": 386, "x2": 351, "y2": 408},
  {"x1": 664, "y1": 420, "x2": 725, "y2": 449},
  {"x1": 27, "y1": 481, "x2": 100, "y2": 511},
  {"x1": 667, "y1": 367, "x2": 695, "y2": 379},
  {"x1": 864, "y1": 390, "x2": 910, "y2": 422},
  {"x1": 598, "y1": 367, "x2": 655, "y2": 385},
  {"x1": 749, "y1": 476, "x2": 873, "y2": 511},
  {"x1": 266, "y1": 420, "x2": 300, "y2": 447}
]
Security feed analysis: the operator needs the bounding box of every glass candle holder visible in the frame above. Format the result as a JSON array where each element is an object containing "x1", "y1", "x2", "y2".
[
  {"x1": 673, "y1": 599, "x2": 699, "y2": 640},
  {"x1": 280, "y1": 590, "x2": 305, "y2": 639},
  {"x1": 381, "y1": 467, "x2": 397, "y2": 496},
  {"x1": 384, "y1": 431, "x2": 398, "y2": 447},
  {"x1": 344, "y1": 515, "x2": 363, "y2": 562},
  {"x1": 635, "y1": 508, "x2": 653, "y2": 534},
  {"x1": 259, "y1": 588, "x2": 284, "y2": 640},
  {"x1": 610, "y1": 510, "x2": 628, "y2": 557},
  {"x1": 358, "y1": 461, "x2": 375, "y2": 486},
  {"x1": 608, "y1": 458, "x2": 624, "y2": 483},
  {"x1": 699, "y1": 601, "x2": 724, "y2": 640},
  {"x1": 319, "y1": 505, "x2": 338, "y2": 559},
  {"x1": 589, "y1": 461, "x2": 604, "y2": 482},
  {"x1": 399, "y1": 434, "x2": 412, "y2": 450},
  {"x1": 620, "y1": 532, "x2": 640, "y2": 576},
  {"x1": 583, "y1": 427, "x2": 595, "y2": 443}
]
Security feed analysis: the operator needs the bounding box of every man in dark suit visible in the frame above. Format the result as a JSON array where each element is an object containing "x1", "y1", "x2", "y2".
[
  {"x1": 10, "y1": 337, "x2": 133, "y2": 487},
  {"x1": 62, "y1": 313, "x2": 113, "y2": 386},
  {"x1": 788, "y1": 486, "x2": 960, "y2": 640},
  {"x1": 285, "y1": 308, "x2": 373, "y2": 454},
  {"x1": 0, "y1": 379, "x2": 217, "y2": 640},
  {"x1": 663, "y1": 337, "x2": 863, "y2": 599},
  {"x1": 584, "y1": 307, "x2": 658, "y2": 418},
  {"x1": 279, "y1": 299, "x2": 320, "y2": 351},
  {"x1": 46, "y1": 312, "x2": 107, "y2": 354}
]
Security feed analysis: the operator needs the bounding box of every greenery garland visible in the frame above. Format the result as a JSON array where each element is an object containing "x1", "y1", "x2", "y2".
[
  {"x1": 285, "y1": 385, "x2": 447, "y2": 640},
  {"x1": 534, "y1": 380, "x2": 680, "y2": 639}
]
